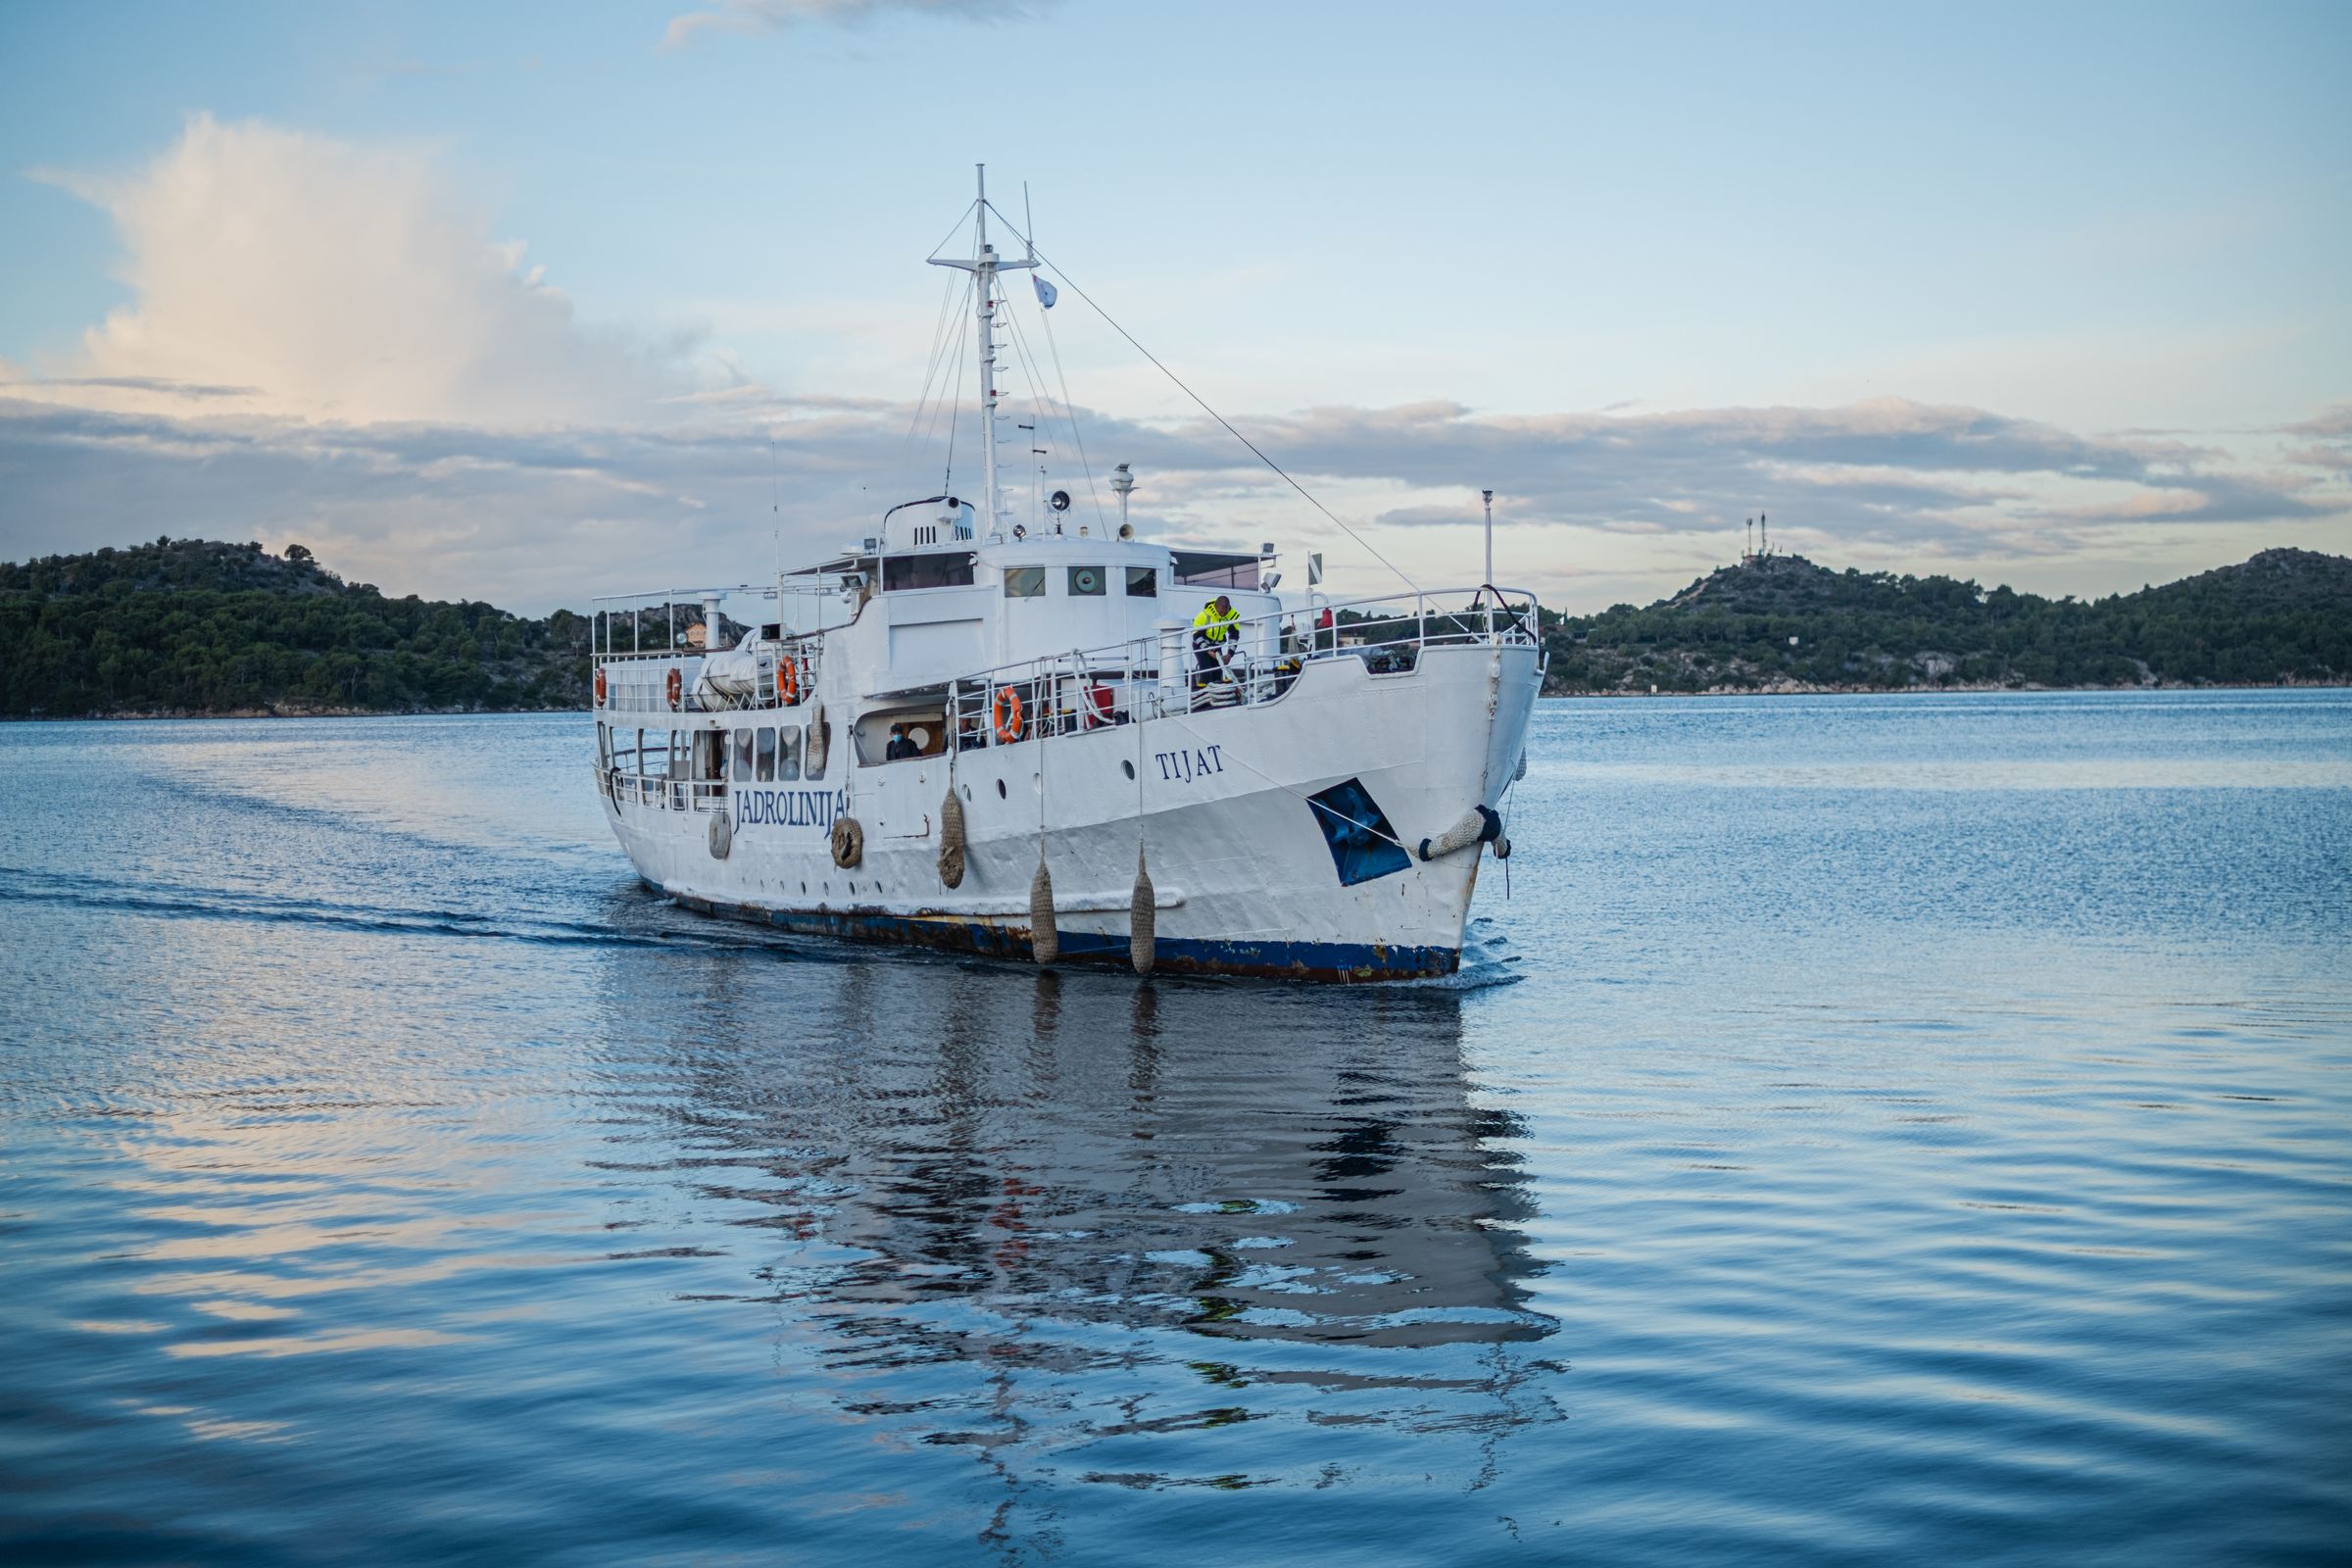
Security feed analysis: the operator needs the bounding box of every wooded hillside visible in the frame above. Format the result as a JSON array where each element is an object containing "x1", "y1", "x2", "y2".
[
  {"x1": 1539, "y1": 548, "x2": 2351, "y2": 694},
  {"x1": 0, "y1": 539, "x2": 589, "y2": 717}
]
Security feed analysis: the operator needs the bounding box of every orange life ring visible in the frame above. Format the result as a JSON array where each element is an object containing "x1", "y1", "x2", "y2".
[
  {"x1": 593, "y1": 667, "x2": 607, "y2": 707},
  {"x1": 775, "y1": 659, "x2": 800, "y2": 707},
  {"x1": 992, "y1": 684, "x2": 1025, "y2": 745},
  {"x1": 665, "y1": 667, "x2": 682, "y2": 711}
]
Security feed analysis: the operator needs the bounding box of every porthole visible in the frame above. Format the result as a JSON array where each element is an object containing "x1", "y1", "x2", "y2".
[
  {"x1": 996, "y1": 779, "x2": 1006, "y2": 799},
  {"x1": 1122, "y1": 760, "x2": 1135, "y2": 780}
]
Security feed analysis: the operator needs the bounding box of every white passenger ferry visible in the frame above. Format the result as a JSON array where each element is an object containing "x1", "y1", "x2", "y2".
[{"x1": 589, "y1": 173, "x2": 1543, "y2": 980}]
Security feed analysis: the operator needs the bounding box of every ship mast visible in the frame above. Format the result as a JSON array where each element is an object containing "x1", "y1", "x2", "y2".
[{"x1": 930, "y1": 164, "x2": 1035, "y2": 537}]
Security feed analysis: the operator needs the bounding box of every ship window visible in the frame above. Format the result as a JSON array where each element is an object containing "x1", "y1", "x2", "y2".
[
  {"x1": 1126, "y1": 566, "x2": 1157, "y2": 598},
  {"x1": 884, "y1": 553, "x2": 976, "y2": 592},
  {"x1": 776, "y1": 726, "x2": 801, "y2": 781},
  {"x1": 1305, "y1": 778, "x2": 1411, "y2": 887},
  {"x1": 733, "y1": 727, "x2": 754, "y2": 780},
  {"x1": 756, "y1": 727, "x2": 776, "y2": 782},
  {"x1": 1004, "y1": 566, "x2": 1046, "y2": 599},
  {"x1": 1067, "y1": 565, "x2": 1105, "y2": 597}
]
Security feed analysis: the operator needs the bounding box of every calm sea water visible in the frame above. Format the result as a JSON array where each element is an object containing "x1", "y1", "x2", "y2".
[{"x1": 2, "y1": 692, "x2": 2347, "y2": 1565}]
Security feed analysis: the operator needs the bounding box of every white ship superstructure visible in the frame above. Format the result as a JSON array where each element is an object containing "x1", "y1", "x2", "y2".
[{"x1": 589, "y1": 172, "x2": 1542, "y2": 980}]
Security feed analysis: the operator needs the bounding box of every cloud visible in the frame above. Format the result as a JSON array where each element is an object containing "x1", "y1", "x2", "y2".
[
  {"x1": 662, "y1": 0, "x2": 1043, "y2": 50},
  {"x1": 1024, "y1": 394, "x2": 2328, "y2": 557},
  {"x1": 8, "y1": 374, "x2": 264, "y2": 401},
  {"x1": 24, "y1": 114, "x2": 691, "y2": 425},
  {"x1": 2285, "y1": 405, "x2": 2352, "y2": 440},
  {"x1": 4, "y1": 114, "x2": 2341, "y2": 612},
  {"x1": 5, "y1": 388, "x2": 2343, "y2": 614}
]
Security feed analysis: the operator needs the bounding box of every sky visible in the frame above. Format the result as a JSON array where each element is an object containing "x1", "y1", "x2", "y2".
[{"x1": 1, "y1": 0, "x2": 2346, "y2": 613}]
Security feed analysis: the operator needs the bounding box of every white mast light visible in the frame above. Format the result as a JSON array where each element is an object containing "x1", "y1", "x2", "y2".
[
  {"x1": 1482, "y1": 489, "x2": 1494, "y2": 586},
  {"x1": 1110, "y1": 462, "x2": 1135, "y2": 537}
]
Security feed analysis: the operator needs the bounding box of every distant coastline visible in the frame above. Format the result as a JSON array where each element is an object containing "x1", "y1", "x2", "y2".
[
  {"x1": 13, "y1": 686, "x2": 2350, "y2": 724},
  {"x1": 1534, "y1": 547, "x2": 2348, "y2": 697},
  {"x1": 4, "y1": 537, "x2": 2347, "y2": 720},
  {"x1": 16, "y1": 680, "x2": 2344, "y2": 723}
]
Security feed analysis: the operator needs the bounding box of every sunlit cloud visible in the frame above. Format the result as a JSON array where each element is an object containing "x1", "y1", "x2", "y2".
[{"x1": 18, "y1": 115, "x2": 696, "y2": 425}]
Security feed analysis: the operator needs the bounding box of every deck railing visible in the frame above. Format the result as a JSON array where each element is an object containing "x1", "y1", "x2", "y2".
[
  {"x1": 591, "y1": 584, "x2": 1538, "y2": 740},
  {"x1": 946, "y1": 586, "x2": 1539, "y2": 750},
  {"x1": 598, "y1": 642, "x2": 823, "y2": 715}
]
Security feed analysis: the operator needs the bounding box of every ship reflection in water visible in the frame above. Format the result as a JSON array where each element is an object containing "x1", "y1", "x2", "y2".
[
  {"x1": 592, "y1": 926, "x2": 1557, "y2": 1487},
  {"x1": 20, "y1": 704, "x2": 2340, "y2": 1559}
]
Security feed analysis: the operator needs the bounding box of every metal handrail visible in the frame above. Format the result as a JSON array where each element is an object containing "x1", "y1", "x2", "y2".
[
  {"x1": 945, "y1": 585, "x2": 1539, "y2": 750},
  {"x1": 592, "y1": 583, "x2": 1538, "y2": 732}
]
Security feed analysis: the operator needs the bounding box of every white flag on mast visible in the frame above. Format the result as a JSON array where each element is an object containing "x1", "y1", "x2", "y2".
[{"x1": 1033, "y1": 275, "x2": 1057, "y2": 309}]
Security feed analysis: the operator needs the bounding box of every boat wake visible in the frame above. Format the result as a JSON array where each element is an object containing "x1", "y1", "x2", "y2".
[{"x1": 0, "y1": 865, "x2": 811, "y2": 959}]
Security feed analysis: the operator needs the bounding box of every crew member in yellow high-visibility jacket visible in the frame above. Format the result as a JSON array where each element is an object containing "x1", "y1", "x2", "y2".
[{"x1": 1192, "y1": 595, "x2": 1240, "y2": 688}]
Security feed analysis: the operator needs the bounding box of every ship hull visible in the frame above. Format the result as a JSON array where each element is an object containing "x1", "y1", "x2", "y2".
[
  {"x1": 601, "y1": 642, "x2": 1540, "y2": 982},
  {"x1": 663, "y1": 890, "x2": 1465, "y2": 979}
]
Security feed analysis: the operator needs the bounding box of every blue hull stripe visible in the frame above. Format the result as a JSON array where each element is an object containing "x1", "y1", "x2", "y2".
[{"x1": 664, "y1": 887, "x2": 1459, "y2": 981}]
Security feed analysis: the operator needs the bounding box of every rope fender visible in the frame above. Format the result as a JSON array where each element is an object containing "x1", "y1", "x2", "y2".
[
  {"x1": 1029, "y1": 845, "x2": 1058, "y2": 964},
  {"x1": 937, "y1": 789, "x2": 966, "y2": 888},
  {"x1": 1130, "y1": 845, "x2": 1155, "y2": 977},
  {"x1": 1417, "y1": 804, "x2": 1502, "y2": 862},
  {"x1": 830, "y1": 814, "x2": 863, "y2": 869}
]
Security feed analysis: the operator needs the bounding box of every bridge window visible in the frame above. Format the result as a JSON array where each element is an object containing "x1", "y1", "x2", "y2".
[
  {"x1": 1003, "y1": 566, "x2": 1045, "y2": 599},
  {"x1": 1067, "y1": 565, "x2": 1105, "y2": 597},
  {"x1": 1126, "y1": 566, "x2": 1157, "y2": 598},
  {"x1": 756, "y1": 726, "x2": 776, "y2": 782},
  {"x1": 884, "y1": 552, "x2": 976, "y2": 592}
]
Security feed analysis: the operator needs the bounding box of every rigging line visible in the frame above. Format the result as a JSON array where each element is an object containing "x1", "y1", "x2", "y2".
[
  {"x1": 941, "y1": 282, "x2": 973, "y2": 492},
  {"x1": 997, "y1": 296, "x2": 1061, "y2": 507},
  {"x1": 901, "y1": 267, "x2": 968, "y2": 452},
  {"x1": 901, "y1": 196, "x2": 981, "y2": 489},
  {"x1": 914, "y1": 279, "x2": 971, "y2": 459},
  {"x1": 902, "y1": 274, "x2": 972, "y2": 496},
  {"x1": 1006, "y1": 184, "x2": 1102, "y2": 527},
  {"x1": 1002, "y1": 281, "x2": 1100, "y2": 533},
  {"x1": 903, "y1": 278, "x2": 968, "y2": 500},
  {"x1": 923, "y1": 199, "x2": 980, "y2": 269},
  {"x1": 997, "y1": 282, "x2": 1045, "y2": 409},
  {"x1": 1034, "y1": 300, "x2": 1106, "y2": 533},
  {"x1": 983, "y1": 201, "x2": 1419, "y2": 592}
]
